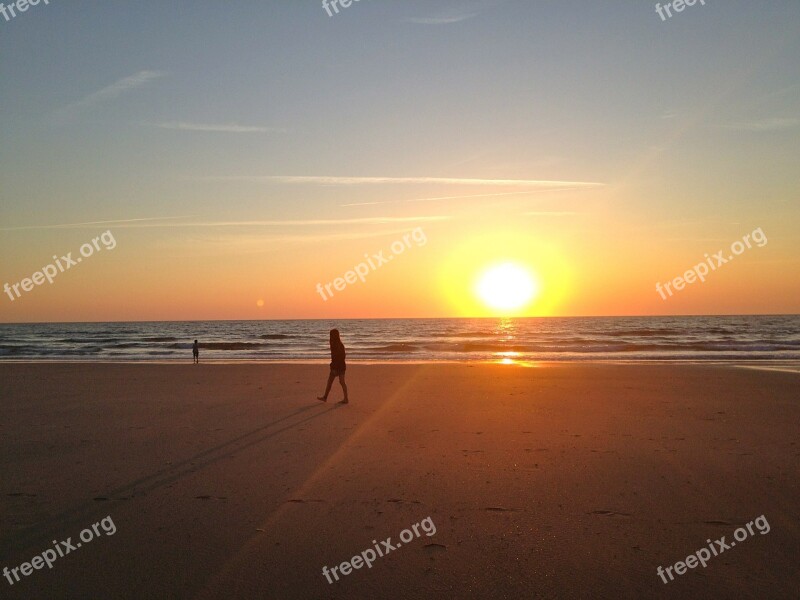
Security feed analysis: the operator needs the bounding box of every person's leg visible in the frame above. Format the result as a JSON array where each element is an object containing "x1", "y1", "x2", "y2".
[
  {"x1": 318, "y1": 371, "x2": 336, "y2": 401},
  {"x1": 338, "y1": 373, "x2": 349, "y2": 403}
]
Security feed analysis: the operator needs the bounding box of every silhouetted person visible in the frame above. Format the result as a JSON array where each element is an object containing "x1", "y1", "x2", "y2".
[
  {"x1": 318, "y1": 329, "x2": 349, "y2": 404},
  {"x1": 192, "y1": 340, "x2": 199, "y2": 364}
]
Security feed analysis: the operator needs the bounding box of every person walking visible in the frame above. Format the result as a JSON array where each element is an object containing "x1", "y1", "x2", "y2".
[{"x1": 317, "y1": 329, "x2": 349, "y2": 404}]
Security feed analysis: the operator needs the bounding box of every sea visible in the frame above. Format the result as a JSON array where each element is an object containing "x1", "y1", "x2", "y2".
[{"x1": 0, "y1": 315, "x2": 798, "y2": 363}]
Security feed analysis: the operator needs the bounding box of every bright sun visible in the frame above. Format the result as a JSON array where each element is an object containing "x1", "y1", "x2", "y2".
[{"x1": 475, "y1": 263, "x2": 539, "y2": 312}]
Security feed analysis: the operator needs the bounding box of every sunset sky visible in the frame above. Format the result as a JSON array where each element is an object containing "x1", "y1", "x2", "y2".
[{"x1": 1, "y1": 1, "x2": 799, "y2": 322}]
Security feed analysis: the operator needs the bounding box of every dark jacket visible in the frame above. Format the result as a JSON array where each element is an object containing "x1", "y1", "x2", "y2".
[{"x1": 330, "y1": 341, "x2": 346, "y2": 372}]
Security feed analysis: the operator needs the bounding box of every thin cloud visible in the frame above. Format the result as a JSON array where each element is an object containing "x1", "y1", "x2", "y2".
[
  {"x1": 1, "y1": 216, "x2": 450, "y2": 231},
  {"x1": 155, "y1": 122, "x2": 284, "y2": 133},
  {"x1": 721, "y1": 117, "x2": 800, "y2": 132},
  {"x1": 220, "y1": 175, "x2": 604, "y2": 188},
  {"x1": 407, "y1": 13, "x2": 481, "y2": 25},
  {"x1": 0, "y1": 216, "x2": 190, "y2": 231},
  {"x1": 341, "y1": 187, "x2": 589, "y2": 207},
  {"x1": 178, "y1": 227, "x2": 431, "y2": 250},
  {"x1": 406, "y1": 0, "x2": 504, "y2": 25},
  {"x1": 164, "y1": 216, "x2": 450, "y2": 227},
  {"x1": 56, "y1": 70, "x2": 166, "y2": 117}
]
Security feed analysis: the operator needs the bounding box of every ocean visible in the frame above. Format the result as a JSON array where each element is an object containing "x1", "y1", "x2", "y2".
[{"x1": 0, "y1": 315, "x2": 798, "y2": 363}]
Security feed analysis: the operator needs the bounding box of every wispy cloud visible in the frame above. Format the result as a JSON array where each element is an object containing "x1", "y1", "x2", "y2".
[
  {"x1": 217, "y1": 175, "x2": 604, "y2": 188},
  {"x1": 1, "y1": 216, "x2": 449, "y2": 231},
  {"x1": 56, "y1": 70, "x2": 166, "y2": 117},
  {"x1": 406, "y1": 0, "x2": 504, "y2": 25},
  {"x1": 721, "y1": 117, "x2": 800, "y2": 132},
  {"x1": 341, "y1": 187, "x2": 589, "y2": 207},
  {"x1": 157, "y1": 227, "x2": 437, "y2": 257},
  {"x1": 154, "y1": 121, "x2": 284, "y2": 133},
  {"x1": 0, "y1": 216, "x2": 189, "y2": 231},
  {"x1": 407, "y1": 13, "x2": 482, "y2": 25},
  {"x1": 163, "y1": 216, "x2": 451, "y2": 228}
]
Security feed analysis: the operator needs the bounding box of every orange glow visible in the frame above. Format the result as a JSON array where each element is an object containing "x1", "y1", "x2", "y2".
[{"x1": 438, "y1": 230, "x2": 573, "y2": 317}]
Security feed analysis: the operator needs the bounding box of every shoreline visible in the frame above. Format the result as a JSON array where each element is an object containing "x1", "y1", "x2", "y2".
[{"x1": 1, "y1": 358, "x2": 799, "y2": 369}]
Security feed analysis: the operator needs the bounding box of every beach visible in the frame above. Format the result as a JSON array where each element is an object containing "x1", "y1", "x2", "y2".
[{"x1": 1, "y1": 363, "x2": 798, "y2": 599}]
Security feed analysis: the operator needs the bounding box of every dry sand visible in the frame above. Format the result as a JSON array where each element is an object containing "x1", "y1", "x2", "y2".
[{"x1": 0, "y1": 363, "x2": 798, "y2": 599}]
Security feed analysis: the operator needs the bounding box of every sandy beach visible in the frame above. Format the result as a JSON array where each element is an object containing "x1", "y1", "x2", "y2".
[{"x1": 1, "y1": 363, "x2": 798, "y2": 599}]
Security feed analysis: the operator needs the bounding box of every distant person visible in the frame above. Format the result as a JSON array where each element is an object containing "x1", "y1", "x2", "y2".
[
  {"x1": 192, "y1": 340, "x2": 199, "y2": 364},
  {"x1": 318, "y1": 329, "x2": 349, "y2": 404}
]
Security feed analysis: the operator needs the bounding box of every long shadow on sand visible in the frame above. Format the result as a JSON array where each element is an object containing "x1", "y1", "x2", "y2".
[{"x1": 1, "y1": 402, "x2": 338, "y2": 557}]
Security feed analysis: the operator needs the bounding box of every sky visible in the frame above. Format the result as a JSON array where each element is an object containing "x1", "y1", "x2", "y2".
[{"x1": 1, "y1": 0, "x2": 799, "y2": 322}]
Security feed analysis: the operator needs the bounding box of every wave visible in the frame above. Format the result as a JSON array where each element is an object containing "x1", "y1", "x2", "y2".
[
  {"x1": 0, "y1": 345, "x2": 36, "y2": 355},
  {"x1": 196, "y1": 342, "x2": 267, "y2": 351},
  {"x1": 429, "y1": 332, "x2": 495, "y2": 338},
  {"x1": 370, "y1": 343, "x2": 422, "y2": 352},
  {"x1": 3, "y1": 317, "x2": 799, "y2": 362},
  {"x1": 107, "y1": 343, "x2": 153, "y2": 349},
  {"x1": 603, "y1": 329, "x2": 683, "y2": 337}
]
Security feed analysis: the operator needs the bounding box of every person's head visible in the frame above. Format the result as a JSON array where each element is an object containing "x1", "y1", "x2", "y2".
[
  {"x1": 194, "y1": 340, "x2": 198, "y2": 344},
  {"x1": 329, "y1": 329, "x2": 340, "y2": 345}
]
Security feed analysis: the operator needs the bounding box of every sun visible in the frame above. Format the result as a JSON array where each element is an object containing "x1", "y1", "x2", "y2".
[{"x1": 475, "y1": 263, "x2": 539, "y2": 312}]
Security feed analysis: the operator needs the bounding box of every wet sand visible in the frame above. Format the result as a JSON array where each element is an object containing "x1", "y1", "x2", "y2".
[{"x1": 1, "y1": 363, "x2": 798, "y2": 599}]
